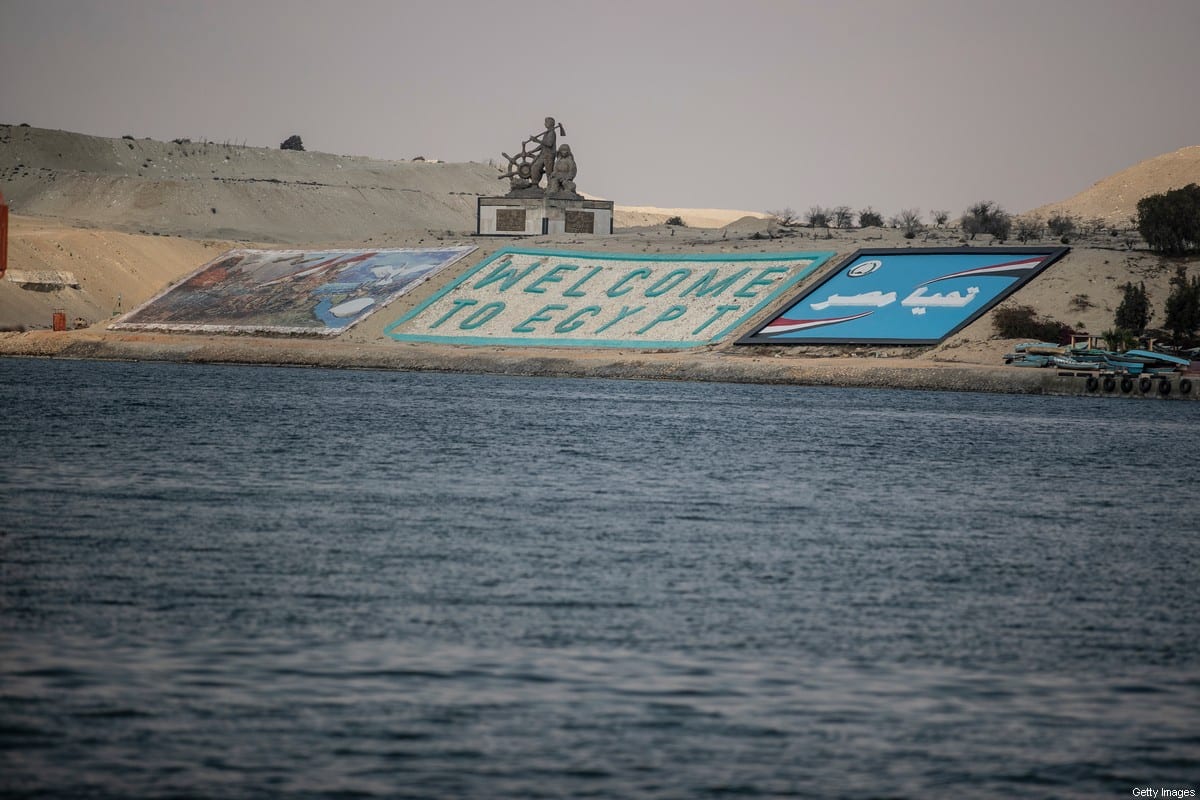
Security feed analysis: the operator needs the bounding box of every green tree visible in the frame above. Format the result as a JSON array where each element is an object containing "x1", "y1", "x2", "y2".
[
  {"x1": 1114, "y1": 281, "x2": 1150, "y2": 334},
  {"x1": 1102, "y1": 328, "x2": 1136, "y2": 351},
  {"x1": 960, "y1": 201, "x2": 1012, "y2": 240},
  {"x1": 1047, "y1": 213, "x2": 1076, "y2": 238},
  {"x1": 896, "y1": 208, "x2": 922, "y2": 239},
  {"x1": 1136, "y1": 183, "x2": 1200, "y2": 255},
  {"x1": 858, "y1": 207, "x2": 883, "y2": 227},
  {"x1": 1015, "y1": 217, "x2": 1044, "y2": 243},
  {"x1": 1163, "y1": 266, "x2": 1200, "y2": 342},
  {"x1": 992, "y1": 305, "x2": 1067, "y2": 341}
]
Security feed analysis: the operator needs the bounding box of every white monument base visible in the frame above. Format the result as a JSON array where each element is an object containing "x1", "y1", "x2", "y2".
[{"x1": 477, "y1": 197, "x2": 614, "y2": 236}]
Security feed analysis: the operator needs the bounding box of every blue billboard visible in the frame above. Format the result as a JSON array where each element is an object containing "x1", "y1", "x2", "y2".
[{"x1": 738, "y1": 247, "x2": 1069, "y2": 345}]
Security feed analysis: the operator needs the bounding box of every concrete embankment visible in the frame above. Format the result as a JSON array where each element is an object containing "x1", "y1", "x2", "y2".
[{"x1": 3, "y1": 330, "x2": 1196, "y2": 400}]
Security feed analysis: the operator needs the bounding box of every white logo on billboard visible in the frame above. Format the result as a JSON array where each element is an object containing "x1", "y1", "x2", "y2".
[{"x1": 847, "y1": 260, "x2": 882, "y2": 277}]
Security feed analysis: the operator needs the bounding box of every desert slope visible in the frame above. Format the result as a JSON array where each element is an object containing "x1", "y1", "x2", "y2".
[
  {"x1": 1025, "y1": 145, "x2": 1200, "y2": 225},
  {"x1": 1, "y1": 125, "x2": 503, "y2": 243},
  {"x1": 0, "y1": 215, "x2": 229, "y2": 329},
  {"x1": 2, "y1": 125, "x2": 773, "y2": 240}
]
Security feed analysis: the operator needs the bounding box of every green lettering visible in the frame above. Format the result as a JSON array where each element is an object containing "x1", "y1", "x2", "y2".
[
  {"x1": 733, "y1": 267, "x2": 790, "y2": 298},
  {"x1": 606, "y1": 268, "x2": 652, "y2": 297},
  {"x1": 474, "y1": 257, "x2": 542, "y2": 292},
  {"x1": 513, "y1": 303, "x2": 568, "y2": 333},
  {"x1": 524, "y1": 263, "x2": 578, "y2": 294},
  {"x1": 429, "y1": 298, "x2": 477, "y2": 329},
  {"x1": 691, "y1": 304, "x2": 741, "y2": 335},
  {"x1": 644, "y1": 268, "x2": 694, "y2": 297},
  {"x1": 563, "y1": 266, "x2": 603, "y2": 297},
  {"x1": 635, "y1": 305, "x2": 687, "y2": 334},
  {"x1": 595, "y1": 305, "x2": 646, "y2": 333},
  {"x1": 554, "y1": 305, "x2": 602, "y2": 334},
  {"x1": 681, "y1": 267, "x2": 751, "y2": 297},
  {"x1": 459, "y1": 301, "x2": 505, "y2": 330}
]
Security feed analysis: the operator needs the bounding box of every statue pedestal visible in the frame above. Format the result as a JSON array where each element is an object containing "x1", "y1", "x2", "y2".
[{"x1": 477, "y1": 196, "x2": 614, "y2": 236}]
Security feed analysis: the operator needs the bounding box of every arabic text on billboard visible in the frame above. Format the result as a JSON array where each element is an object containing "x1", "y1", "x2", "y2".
[{"x1": 739, "y1": 247, "x2": 1069, "y2": 345}]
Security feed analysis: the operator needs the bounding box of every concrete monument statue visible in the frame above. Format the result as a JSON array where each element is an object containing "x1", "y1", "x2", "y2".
[
  {"x1": 547, "y1": 145, "x2": 577, "y2": 195},
  {"x1": 480, "y1": 116, "x2": 610, "y2": 236},
  {"x1": 501, "y1": 117, "x2": 580, "y2": 199}
]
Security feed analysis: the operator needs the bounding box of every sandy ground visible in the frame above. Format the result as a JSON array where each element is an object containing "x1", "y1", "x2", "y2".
[{"x1": 2, "y1": 125, "x2": 1198, "y2": 399}]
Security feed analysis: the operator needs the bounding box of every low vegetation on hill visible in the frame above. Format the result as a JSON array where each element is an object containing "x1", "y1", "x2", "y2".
[{"x1": 1137, "y1": 183, "x2": 1200, "y2": 256}]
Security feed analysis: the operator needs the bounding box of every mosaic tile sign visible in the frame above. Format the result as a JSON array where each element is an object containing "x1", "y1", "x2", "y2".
[
  {"x1": 738, "y1": 247, "x2": 1070, "y2": 345},
  {"x1": 112, "y1": 246, "x2": 476, "y2": 335},
  {"x1": 385, "y1": 248, "x2": 834, "y2": 348}
]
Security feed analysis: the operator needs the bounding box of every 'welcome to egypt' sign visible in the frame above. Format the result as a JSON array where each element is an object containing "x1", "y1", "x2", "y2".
[{"x1": 385, "y1": 248, "x2": 833, "y2": 348}]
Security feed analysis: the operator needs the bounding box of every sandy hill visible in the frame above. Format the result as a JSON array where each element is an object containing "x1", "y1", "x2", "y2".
[
  {"x1": 1, "y1": 125, "x2": 773, "y2": 240},
  {"x1": 1025, "y1": 145, "x2": 1200, "y2": 225},
  {"x1": 613, "y1": 206, "x2": 769, "y2": 229},
  {"x1": 0, "y1": 215, "x2": 227, "y2": 330},
  {"x1": 0, "y1": 125, "x2": 505, "y2": 243}
]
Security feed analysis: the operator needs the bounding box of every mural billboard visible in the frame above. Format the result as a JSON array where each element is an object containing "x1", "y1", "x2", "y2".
[
  {"x1": 385, "y1": 248, "x2": 834, "y2": 348},
  {"x1": 112, "y1": 246, "x2": 476, "y2": 335},
  {"x1": 738, "y1": 247, "x2": 1069, "y2": 345}
]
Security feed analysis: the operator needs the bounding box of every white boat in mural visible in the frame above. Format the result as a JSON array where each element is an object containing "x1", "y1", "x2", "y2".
[{"x1": 328, "y1": 297, "x2": 376, "y2": 318}]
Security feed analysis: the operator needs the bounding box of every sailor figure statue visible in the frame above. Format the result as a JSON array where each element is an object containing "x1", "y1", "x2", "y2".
[
  {"x1": 480, "y1": 116, "x2": 611, "y2": 236},
  {"x1": 500, "y1": 117, "x2": 581, "y2": 199}
]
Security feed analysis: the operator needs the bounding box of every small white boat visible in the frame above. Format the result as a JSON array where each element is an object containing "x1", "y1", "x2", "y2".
[{"x1": 329, "y1": 297, "x2": 375, "y2": 318}]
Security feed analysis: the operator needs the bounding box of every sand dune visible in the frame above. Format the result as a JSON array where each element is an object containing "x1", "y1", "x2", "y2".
[
  {"x1": 0, "y1": 125, "x2": 502, "y2": 243},
  {"x1": 1025, "y1": 145, "x2": 1200, "y2": 225},
  {"x1": 0, "y1": 215, "x2": 228, "y2": 329},
  {"x1": 613, "y1": 205, "x2": 770, "y2": 229},
  {"x1": 1, "y1": 126, "x2": 771, "y2": 240}
]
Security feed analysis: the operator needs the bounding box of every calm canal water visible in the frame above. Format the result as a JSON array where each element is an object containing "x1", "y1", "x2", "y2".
[{"x1": 1, "y1": 358, "x2": 1198, "y2": 799}]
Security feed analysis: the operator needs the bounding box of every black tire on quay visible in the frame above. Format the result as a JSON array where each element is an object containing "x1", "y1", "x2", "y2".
[
  {"x1": 1181, "y1": 378, "x2": 1193, "y2": 394},
  {"x1": 1139, "y1": 377, "x2": 1152, "y2": 393},
  {"x1": 1086, "y1": 375, "x2": 1099, "y2": 392},
  {"x1": 1103, "y1": 376, "x2": 1116, "y2": 392},
  {"x1": 1159, "y1": 380, "x2": 1172, "y2": 396},
  {"x1": 1120, "y1": 377, "x2": 1134, "y2": 393}
]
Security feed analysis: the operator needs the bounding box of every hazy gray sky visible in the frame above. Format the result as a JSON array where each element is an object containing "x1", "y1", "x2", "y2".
[{"x1": 3, "y1": 0, "x2": 1198, "y2": 217}]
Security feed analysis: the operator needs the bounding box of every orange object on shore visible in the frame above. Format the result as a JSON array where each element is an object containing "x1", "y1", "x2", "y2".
[
  {"x1": 52, "y1": 309, "x2": 67, "y2": 331},
  {"x1": 0, "y1": 189, "x2": 8, "y2": 279}
]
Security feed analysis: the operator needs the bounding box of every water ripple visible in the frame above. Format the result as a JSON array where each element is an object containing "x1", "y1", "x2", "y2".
[{"x1": 1, "y1": 360, "x2": 1198, "y2": 798}]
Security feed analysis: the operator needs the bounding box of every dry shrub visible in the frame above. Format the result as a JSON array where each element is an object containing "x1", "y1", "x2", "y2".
[{"x1": 992, "y1": 304, "x2": 1070, "y2": 342}]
